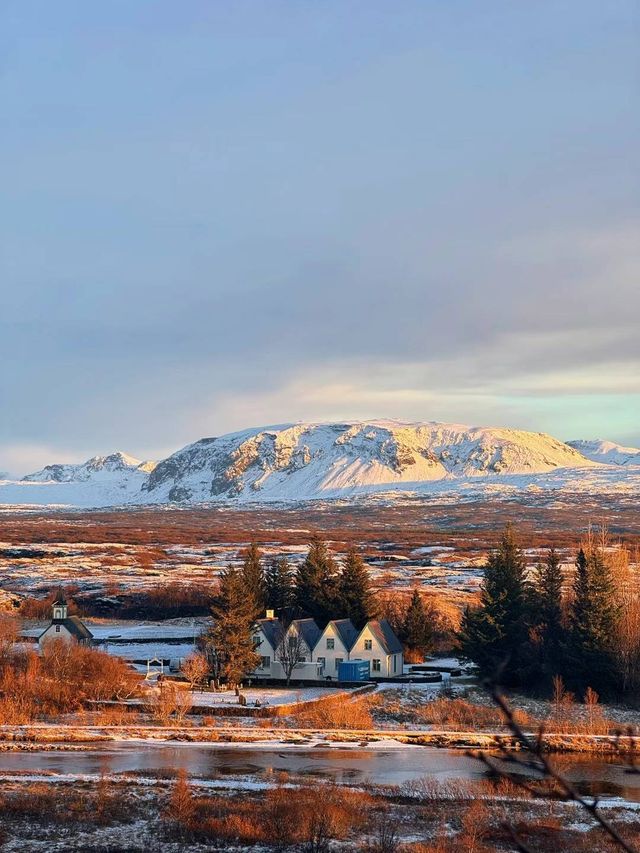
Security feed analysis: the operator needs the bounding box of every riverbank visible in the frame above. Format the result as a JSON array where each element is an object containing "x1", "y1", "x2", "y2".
[{"x1": 1, "y1": 724, "x2": 639, "y2": 755}]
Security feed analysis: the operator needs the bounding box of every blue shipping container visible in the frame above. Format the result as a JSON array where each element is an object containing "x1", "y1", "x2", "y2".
[{"x1": 338, "y1": 659, "x2": 370, "y2": 682}]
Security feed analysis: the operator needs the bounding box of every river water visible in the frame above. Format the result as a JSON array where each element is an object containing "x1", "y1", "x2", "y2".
[{"x1": 1, "y1": 743, "x2": 639, "y2": 802}]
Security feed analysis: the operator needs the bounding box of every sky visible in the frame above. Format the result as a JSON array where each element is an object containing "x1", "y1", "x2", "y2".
[{"x1": 1, "y1": 1, "x2": 639, "y2": 475}]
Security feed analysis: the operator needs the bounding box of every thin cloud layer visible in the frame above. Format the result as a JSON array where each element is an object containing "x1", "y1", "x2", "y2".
[{"x1": 1, "y1": 2, "x2": 638, "y2": 474}]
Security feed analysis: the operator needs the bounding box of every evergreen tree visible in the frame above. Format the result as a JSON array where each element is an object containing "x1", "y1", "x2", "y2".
[
  {"x1": 531, "y1": 548, "x2": 566, "y2": 682},
  {"x1": 458, "y1": 526, "x2": 531, "y2": 685},
  {"x1": 209, "y1": 566, "x2": 260, "y2": 684},
  {"x1": 239, "y1": 542, "x2": 266, "y2": 618},
  {"x1": 295, "y1": 536, "x2": 338, "y2": 625},
  {"x1": 568, "y1": 547, "x2": 620, "y2": 695},
  {"x1": 401, "y1": 589, "x2": 434, "y2": 661},
  {"x1": 265, "y1": 556, "x2": 295, "y2": 618},
  {"x1": 336, "y1": 548, "x2": 376, "y2": 629}
]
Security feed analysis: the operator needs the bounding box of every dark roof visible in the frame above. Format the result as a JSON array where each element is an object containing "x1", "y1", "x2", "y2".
[
  {"x1": 64, "y1": 616, "x2": 94, "y2": 641},
  {"x1": 53, "y1": 588, "x2": 67, "y2": 605},
  {"x1": 255, "y1": 618, "x2": 283, "y2": 650},
  {"x1": 366, "y1": 619, "x2": 403, "y2": 655},
  {"x1": 328, "y1": 619, "x2": 358, "y2": 651},
  {"x1": 39, "y1": 615, "x2": 93, "y2": 642},
  {"x1": 292, "y1": 618, "x2": 321, "y2": 650}
]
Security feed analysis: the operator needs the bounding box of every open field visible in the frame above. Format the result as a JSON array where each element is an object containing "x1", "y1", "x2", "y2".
[{"x1": 1, "y1": 497, "x2": 638, "y2": 614}]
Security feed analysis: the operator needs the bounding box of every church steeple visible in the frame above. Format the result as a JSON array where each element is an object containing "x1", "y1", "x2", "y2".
[{"x1": 52, "y1": 589, "x2": 68, "y2": 622}]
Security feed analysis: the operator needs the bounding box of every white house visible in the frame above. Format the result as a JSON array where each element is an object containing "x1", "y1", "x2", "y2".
[
  {"x1": 315, "y1": 619, "x2": 359, "y2": 678},
  {"x1": 349, "y1": 620, "x2": 403, "y2": 678},
  {"x1": 38, "y1": 593, "x2": 93, "y2": 649},
  {"x1": 251, "y1": 617, "x2": 323, "y2": 682},
  {"x1": 252, "y1": 616, "x2": 281, "y2": 676},
  {"x1": 251, "y1": 616, "x2": 403, "y2": 681}
]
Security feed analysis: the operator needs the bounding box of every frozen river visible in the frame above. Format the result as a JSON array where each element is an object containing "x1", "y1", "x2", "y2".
[{"x1": 2, "y1": 742, "x2": 640, "y2": 801}]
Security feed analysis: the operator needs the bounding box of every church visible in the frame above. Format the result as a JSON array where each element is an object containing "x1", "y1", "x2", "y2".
[{"x1": 38, "y1": 591, "x2": 94, "y2": 648}]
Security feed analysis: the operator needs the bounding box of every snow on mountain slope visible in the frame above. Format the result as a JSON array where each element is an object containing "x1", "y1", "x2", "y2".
[
  {"x1": 3, "y1": 421, "x2": 632, "y2": 509},
  {"x1": 142, "y1": 420, "x2": 596, "y2": 503},
  {"x1": 566, "y1": 439, "x2": 640, "y2": 467},
  {"x1": 23, "y1": 451, "x2": 156, "y2": 482},
  {"x1": 1, "y1": 451, "x2": 157, "y2": 508}
]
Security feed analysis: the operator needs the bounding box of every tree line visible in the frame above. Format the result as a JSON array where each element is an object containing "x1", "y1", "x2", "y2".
[
  {"x1": 459, "y1": 526, "x2": 639, "y2": 699},
  {"x1": 204, "y1": 537, "x2": 437, "y2": 683}
]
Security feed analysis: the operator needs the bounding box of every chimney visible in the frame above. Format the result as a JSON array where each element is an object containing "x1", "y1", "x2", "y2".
[{"x1": 265, "y1": 609, "x2": 275, "y2": 619}]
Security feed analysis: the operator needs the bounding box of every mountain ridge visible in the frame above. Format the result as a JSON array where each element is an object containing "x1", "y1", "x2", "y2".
[{"x1": 2, "y1": 420, "x2": 636, "y2": 509}]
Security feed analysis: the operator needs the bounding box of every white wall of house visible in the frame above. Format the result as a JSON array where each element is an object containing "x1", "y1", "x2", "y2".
[
  {"x1": 251, "y1": 625, "x2": 277, "y2": 677},
  {"x1": 351, "y1": 624, "x2": 403, "y2": 677},
  {"x1": 283, "y1": 623, "x2": 314, "y2": 662},
  {"x1": 38, "y1": 623, "x2": 75, "y2": 647},
  {"x1": 270, "y1": 660, "x2": 323, "y2": 681},
  {"x1": 315, "y1": 622, "x2": 351, "y2": 678}
]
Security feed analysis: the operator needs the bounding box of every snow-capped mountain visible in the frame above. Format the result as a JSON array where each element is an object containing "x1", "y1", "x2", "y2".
[
  {"x1": 0, "y1": 451, "x2": 157, "y2": 508},
  {"x1": 3, "y1": 420, "x2": 637, "y2": 509},
  {"x1": 22, "y1": 451, "x2": 156, "y2": 482},
  {"x1": 142, "y1": 421, "x2": 594, "y2": 503},
  {"x1": 567, "y1": 439, "x2": 640, "y2": 467}
]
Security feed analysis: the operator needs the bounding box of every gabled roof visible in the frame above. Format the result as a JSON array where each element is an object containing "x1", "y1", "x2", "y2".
[
  {"x1": 325, "y1": 619, "x2": 358, "y2": 651},
  {"x1": 40, "y1": 615, "x2": 93, "y2": 642},
  {"x1": 362, "y1": 619, "x2": 403, "y2": 655},
  {"x1": 291, "y1": 618, "x2": 321, "y2": 651},
  {"x1": 255, "y1": 618, "x2": 282, "y2": 651}
]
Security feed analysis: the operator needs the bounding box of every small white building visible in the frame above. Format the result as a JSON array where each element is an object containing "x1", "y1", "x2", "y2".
[
  {"x1": 315, "y1": 619, "x2": 359, "y2": 678},
  {"x1": 252, "y1": 617, "x2": 281, "y2": 676},
  {"x1": 350, "y1": 620, "x2": 403, "y2": 678},
  {"x1": 251, "y1": 617, "x2": 323, "y2": 682},
  {"x1": 38, "y1": 593, "x2": 93, "y2": 649}
]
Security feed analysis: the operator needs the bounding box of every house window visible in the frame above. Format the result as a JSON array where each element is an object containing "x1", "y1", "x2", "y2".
[
  {"x1": 317, "y1": 656, "x2": 326, "y2": 669},
  {"x1": 55, "y1": 625, "x2": 61, "y2": 633},
  {"x1": 326, "y1": 638, "x2": 335, "y2": 650},
  {"x1": 335, "y1": 657, "x2": 343, "y2": 670},
  {"x1": 253, "y1": 635, "x2": 261, "y2": 647},
  {"x1": 372, "y1": 659, "x2": 381, "y2": 672},
  {"x1": 393, "y1": 655, "x2": 398, "y2": 673},
  {"x1": 364, "y1": 639, "x2": 372, "y2": 650},
  {"x1": 260, "y1": 656, "x2": 270, "y2": 669}
]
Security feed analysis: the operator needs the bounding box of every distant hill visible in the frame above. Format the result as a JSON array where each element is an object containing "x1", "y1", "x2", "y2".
[{"x1": 567, "y1": 439, "x2": 640, "y2": 467}]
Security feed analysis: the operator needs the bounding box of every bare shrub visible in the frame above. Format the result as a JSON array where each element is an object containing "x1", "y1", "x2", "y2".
[
  {"x1": 165, "y1": 770, "x2": 195, "y2": 832},
  {"x1": 181, "y1": 653, "x2": 209, "y2": 690},
  {"x1": 292, "y1": 695, "x2": 374, "y2": 729},
  {"x1": 146, "y1": 683, "x2": 193, "y2": 724}
]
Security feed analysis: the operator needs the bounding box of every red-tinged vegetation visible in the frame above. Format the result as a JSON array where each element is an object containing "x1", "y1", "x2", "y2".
[{"x1": 0, "y1": 640, "x2": 140, "y2": 723}]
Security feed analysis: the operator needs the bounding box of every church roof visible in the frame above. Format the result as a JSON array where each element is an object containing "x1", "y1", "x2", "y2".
[{"x1": 39, "y1": 615, "x2": 93, "y2": 642}]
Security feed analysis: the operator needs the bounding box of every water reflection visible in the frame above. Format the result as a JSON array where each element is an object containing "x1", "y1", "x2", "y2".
[{"x1": 0, "y1": 744, "x2": 638, "y2": 802}]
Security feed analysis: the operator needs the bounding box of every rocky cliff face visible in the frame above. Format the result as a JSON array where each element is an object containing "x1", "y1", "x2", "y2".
[{"x1": 141, "y1": 420, "x2": 595, "y2": 503}]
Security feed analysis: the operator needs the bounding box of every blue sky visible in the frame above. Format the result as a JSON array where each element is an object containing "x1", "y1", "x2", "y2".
[{"x1": 1, "y1": 1, "x2": 638, "y2": 473}]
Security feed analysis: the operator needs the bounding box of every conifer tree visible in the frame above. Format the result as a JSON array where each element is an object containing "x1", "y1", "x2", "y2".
[
  {"x1": 265, "y1": 556, "x2": 295, "y2": 618},
  {"x1": 239, "y1": 541, "x2": 266, "y2": 618},
  {"x1": 531, "y1": 548, "x2": 566, "y2": 681},
  {"x1": 568, "y1": 547, "x2": 620, "y2": 695},
  {"x1": 336, "y1": 548, "x2": 375, "y2": 629},
  {"x1": 458, "y1": 526, "x2": 530, "y2": 685},
  {"x1": 295, "y1": 536, "x2": 338, "y2": 625},
  {"x1": 209, "y1": 566, "x2": 260, "y2": 684},
  {"x1": 401, "y1": 589, "x2": 434, "y2": 661}
]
